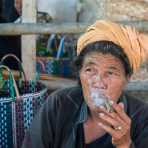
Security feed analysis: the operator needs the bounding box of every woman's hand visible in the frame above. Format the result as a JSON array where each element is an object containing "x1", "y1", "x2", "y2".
[{"x1": 98, "y1": 102, "x2": 132, "y2": 148}]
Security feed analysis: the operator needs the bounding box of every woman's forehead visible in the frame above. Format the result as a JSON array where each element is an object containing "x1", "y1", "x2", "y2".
[{"x1": 82, "y1": 52, "x2": 124, "y2": 68}]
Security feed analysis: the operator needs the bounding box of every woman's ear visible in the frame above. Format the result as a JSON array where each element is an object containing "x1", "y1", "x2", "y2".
[
  {"x1": 122, "y1": 74, "x2": 131, "y2": 88},
  {"x1": 126, "y1": 75, "x2": 131, "y2": 83}
]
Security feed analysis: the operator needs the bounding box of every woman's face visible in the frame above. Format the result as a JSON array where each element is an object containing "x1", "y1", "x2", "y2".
[{"x1": 80, "y1": 52, "x2": 130, "y2": 111}]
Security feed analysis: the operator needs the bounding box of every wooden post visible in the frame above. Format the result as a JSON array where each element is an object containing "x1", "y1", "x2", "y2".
[{"x1": 22, "y1": 0, "x2": 37, "y2": 80}]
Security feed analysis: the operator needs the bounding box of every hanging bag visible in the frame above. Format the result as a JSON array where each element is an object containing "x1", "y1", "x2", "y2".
[{"x1": 0, "y1": 65, "x2": 20, "y2": 148}]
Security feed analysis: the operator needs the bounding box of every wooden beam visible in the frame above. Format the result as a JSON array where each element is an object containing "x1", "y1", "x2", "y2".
[
  {"x1": 22, "y1": 0, "x2": 37, "y2": 80},
  {"x1": 0, "y1": 23, "x2": 87, "y2": 35},
  {"x1": 0, "y1": 20, "x2": 148, "y2": 35}
]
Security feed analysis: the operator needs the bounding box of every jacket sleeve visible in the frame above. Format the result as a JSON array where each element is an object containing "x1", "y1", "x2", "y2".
[
  {"x1": 132, "y1": 105, "x2": 148, "y2": 148},
  {"x1": 133, "y1": 125, "x2": 148, "y2": 148},
  {"x1": 21, "y1": 93, "x2": 57, "y2": 148}
]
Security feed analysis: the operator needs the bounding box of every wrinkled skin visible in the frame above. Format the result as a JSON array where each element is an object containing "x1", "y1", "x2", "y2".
[{"x1": 80, "y1": 52, "x2": 132, "y2": 148}]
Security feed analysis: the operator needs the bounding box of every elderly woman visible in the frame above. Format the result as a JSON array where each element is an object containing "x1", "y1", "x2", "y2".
[{"x1": 22, "y1": 20, "x2": 148, "y2": 148}]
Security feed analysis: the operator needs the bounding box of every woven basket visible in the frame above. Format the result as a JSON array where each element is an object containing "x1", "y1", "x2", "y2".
[{"x1": 0, "y1": 54, "x2": 49, "y2": 148}]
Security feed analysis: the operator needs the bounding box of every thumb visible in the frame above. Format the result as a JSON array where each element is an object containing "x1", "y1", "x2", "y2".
[{"x1": 119, "y1": 102, "x2": 124, "y2": 109}]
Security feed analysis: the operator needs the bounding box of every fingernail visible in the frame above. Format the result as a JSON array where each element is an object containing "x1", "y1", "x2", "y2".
[
  {"x1": 109, "y1": 100, "x2": 114, "y2": 105},
  {"x1": 100, "y1": 106, "x2": 105, "y2": 109},
  {"x1": 119, "y1": 102, "x2": 124, "y2": 109},
  {"x1": 98, "y1": 122, "x2": 103, "y2": 126},
  {"x1": 99, "y1": 113, "x2": 105, "y2": 117}
]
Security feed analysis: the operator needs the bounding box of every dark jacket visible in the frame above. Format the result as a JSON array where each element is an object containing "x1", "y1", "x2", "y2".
[{"x1": 22, "y1": 86, "x2": 148, "y2": 148}]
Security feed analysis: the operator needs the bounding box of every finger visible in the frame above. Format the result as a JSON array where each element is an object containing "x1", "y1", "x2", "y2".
[
  {"x1": 112, "y1": 103, "x2": 131, "y2": 125},
  {"x1": 97, "y1": 105, "x2": 126, "y2": 127},
  {"x1": 95, "y1": 105, "x2": 111, "y2": 117},
  {"x1": 98, "y1": 105, "x2": 109, "y2": 113},
  {"x1": 119, "y1": 102, "x2": 124, "y2": 109},
  {"x1": 99, "y1": 113, "x2": 120, "y2": 128},
  {"x1": 109, "y1": 112, "x2": 128, "y2": 127},
  {"x1": 98, "y1": 122, "x2": 116, "y2": 136},
  {"x1": 98, "y1": 105, "x2": 125, "y2": 126}
]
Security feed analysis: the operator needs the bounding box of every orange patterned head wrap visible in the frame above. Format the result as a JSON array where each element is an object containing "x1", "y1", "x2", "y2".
[{"x1": 77, "y1": 20, "x2": 148, "y2": 73}]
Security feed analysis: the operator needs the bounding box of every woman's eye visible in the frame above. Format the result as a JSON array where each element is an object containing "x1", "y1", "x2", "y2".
[
  {"x1": 85, "y1": 68, "x2": 92, "y2": 72},
  {"x1": 108, "y1": 71, "x2": 113, "y2": 74},
  {"x1": 84, "y1": 68, "x2": 96, "y2": 75},
  {"x1": 107, "y1": 71, "x2": 120, "y2": 76}
]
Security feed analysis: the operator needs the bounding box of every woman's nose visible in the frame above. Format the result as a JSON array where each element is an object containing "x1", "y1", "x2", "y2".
[{"x1": 91, "y1": 75, "x2": 107, "y2": 89}]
